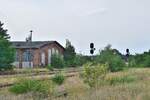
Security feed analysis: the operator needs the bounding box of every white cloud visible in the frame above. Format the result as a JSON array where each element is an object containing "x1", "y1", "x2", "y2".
[{"x1": 79, "y1": 8, "x2": 108, "y2": 16}]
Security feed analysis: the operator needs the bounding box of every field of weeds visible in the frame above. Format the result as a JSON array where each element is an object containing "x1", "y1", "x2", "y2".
[{"x1": 0, "y1": 68, "x2": 150, "y2": 100}]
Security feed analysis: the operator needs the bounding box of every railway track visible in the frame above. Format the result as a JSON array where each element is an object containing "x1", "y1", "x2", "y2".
[
  {"x1": 0, "y1": 68, "x2": 82, "y2": 76},
  {"x1": 0, "y1": 70, "x2": 80, "y2": 88}
]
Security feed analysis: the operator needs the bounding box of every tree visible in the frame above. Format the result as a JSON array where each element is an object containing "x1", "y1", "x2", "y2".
[
  {"x1": 95, "y1": 45, "x2": 126, "y2": 72},
  {"x1": 72, "y1": 54, "x2": 87, "y2": 66},
  {"x1": 133, "y1": 50, "x2": 150, "y2": 67},
  {"x1": 0, "y1": 21, "x2": 10, "y2": 39},
  {"x1": 0, "y1": 21, "x2": 15, "y2": 71},
  {"x1": 51, "y1": 54, "x2": 64, "y2": 68},
  {"x1": 64, "y1": 39, "x2": 76, "y2": 67}
]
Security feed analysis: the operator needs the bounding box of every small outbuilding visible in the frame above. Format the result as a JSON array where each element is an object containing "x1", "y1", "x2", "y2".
[{"x1": 11, "y1": 41, "x2": 65, "y2": 68}]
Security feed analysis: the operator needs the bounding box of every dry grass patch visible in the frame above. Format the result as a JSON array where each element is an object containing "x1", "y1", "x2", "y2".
[
  {"x1": 54, "y1": 68, "x2": 150, "y2": 100},
  {"x1": 0, "y1": 68, "x2": 150, "y2": 100}
]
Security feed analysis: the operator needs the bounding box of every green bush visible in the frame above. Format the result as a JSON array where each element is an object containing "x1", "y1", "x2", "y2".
[
  {"x1": 65, "y1": 54, "x2": 90, "y2": 67},
  {"x1": 9, "y1": 79, "x2": 54, "y2": 96},
  {"x1": 0, "y1": 66, "x2": 14, "y2": 71},
  {"x1": 143, "y1": 55, "x2": 150, "y2": 67},
  {"x1": 109, "y1": 55, "x2": 126, "y2": 72},
  {"x1": 71, "y1": 55, "x2": 81, "y2": 67},
  {"x1": 81, "y1": 63, "x2": 108, "y2": 88},
  {"x1": 52, "y1": 72, "x2": 65, "y2": 85},
  {"x1": 138, "y1": 55, "x2": 150, "y2": 67},
  {"x1": 47, "y1": 64, "x2": 53, "y2": 71},
  {"x1": 95, "y1": 45, "x2": 126, "y2": 72},
  {"x1": 71, "y1": 54, "x2": 87, "y2": 67},
  {"x1": 128, "y1": 56, "x2": 137, "y2": 67},
  {"x1": 51, "y1": 54, "x2": 65, "y2": 68},
  {"x1": 131, "y1": 51, "x2": 150, "y2": 68}
]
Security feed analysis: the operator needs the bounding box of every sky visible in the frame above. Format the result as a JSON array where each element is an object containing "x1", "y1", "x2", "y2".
[{"x1": 0, "y1": 0, "x2": 150, "y2": 55}]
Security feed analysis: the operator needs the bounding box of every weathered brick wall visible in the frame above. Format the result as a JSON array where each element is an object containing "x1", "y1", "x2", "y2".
[
  {"x1": 14, "y1": 42, "x2": 64, "y2": 68},
  {"x1": 32, "y1": 49, "x2": 40, "y2": 67},
  {"x1": 39, "y1": 43, "x2": 64, "y2": 66}
]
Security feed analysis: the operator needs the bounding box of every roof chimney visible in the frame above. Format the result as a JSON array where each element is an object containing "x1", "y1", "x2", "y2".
[{"x1": 26, "y1": 30, "x2": 33, "y2": 42}]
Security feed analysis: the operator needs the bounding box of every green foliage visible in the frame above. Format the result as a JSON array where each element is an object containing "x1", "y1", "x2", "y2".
[
  {"x1": 64, "y1": 39, "x2": 91, "y2": 67},
  {"x1": 52, "y1": 72, "x2": 65, "y2": 85},
  {"x1": 95, "y1": 45, "x2": 126, "y2": 72},
  {"x1": 47, "y1": 64, "x2": 53, "y2": 71},
  {"x1": 9, "y1": 79, "x2": 54, "y2": 96},
  {"x1": 0, "y1": 21, "x2": 15, "y2": 71},
  {"x1": 128, "y1": 56, "x2": 137, "y2": 67},
  {"x1": 64, "y1": 39, "x2": 76, "y2": 67},
  {"x1": 0, "y1": 21, "x2": 10, "y2": 39},
  {"x1": 81, "y1": 63, "x2": 108, "y2": 87},
  {"x1": 106, "y1": 75, "x2": 136, "y2": 85},
  {"x1": 0, "y1": 31, "x2": 15, "y2": 71},
  {"x1": 143, "y1": 55, "x2": 150, "y2": 67},
  {"x1": 51, "y1": 54, "x2": 65, "y2": 68},
  {"x1": 10, "y1": 79, "x2": 37, "y2": 94},
  {"x1": 128, "y1": 51, "x2": 150, "y2": 68},
  {"x1": 72, "y1": 54, "x2": 88, "y2": 67},
  {"x1": 133, "y1": 51, "x2": 150, "y2": 67}
]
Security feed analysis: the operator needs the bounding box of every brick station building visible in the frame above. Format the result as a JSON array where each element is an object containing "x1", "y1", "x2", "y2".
[{"x1": 11, "y1": 41, "x2": 65, "y2": 68}]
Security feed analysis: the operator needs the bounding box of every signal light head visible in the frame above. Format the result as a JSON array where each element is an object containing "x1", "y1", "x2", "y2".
[
  {"x1": 90, "y1": 49, "x2": 94, "y2": 54},
  {"x1": 90, "y1": 43, "x2": 94, "y2": 48}
]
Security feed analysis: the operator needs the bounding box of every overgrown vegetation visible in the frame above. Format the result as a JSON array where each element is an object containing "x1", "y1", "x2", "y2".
[
  {"x1": 95, "y1": 45, "x2": 126, "y2": 72},
  {"x1": 47, "y1": 64, "x2": 54, "y2": 71},
  {"x1": 52, "y1": 72, "x2": 65, "y2": 85},
  {"x1": 9, "y1": 78, "x2": 54, "y2": 97},
  {"x1": 72, "y1": 54, "x2": 88, "y2": 67},
  {"x1": 51, "y1": 54, "x2": 65, "y2": 68},
  {"x1": 1, "y1": 68, "x2": 149, "y2": 100},
  {"x1": 63, "y1": 39, "x2": 92, "y2": 67},
  {"x1": 106, "y1": 74, "x2": 137, "y2": 85},
  {"x1": 64, "y1": 39, "x2": 76, "y2": 67},
  {"x1": 0, "y1": 21, "x2": 15, "y2": 71},
  {"x1": 81, "y1": 63, "x2": 108, "y2": 87},
  {"x1": 62, "y1": 40, "x2": 150, "y2": 70},
  {"x1": 129, "y1": 51, "x2": 150, "y2": 68}
]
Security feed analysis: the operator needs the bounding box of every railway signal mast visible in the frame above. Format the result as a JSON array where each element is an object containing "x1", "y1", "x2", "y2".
[
  {"x1": 126, "y1": 48, "x2": 130, "y2": 63},
  {"x1": 90, "y1": 43, "x2": 96, "y2": 60}
]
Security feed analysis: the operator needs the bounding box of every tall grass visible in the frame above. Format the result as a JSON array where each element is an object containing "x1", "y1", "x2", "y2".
[
  {"x1": 52, "y1": 72, "x2": 65, "y2": 85},
  {"x1": 0, "y1": 68, "x2": 150, "y2": 100},
  {"x1": 9, "y1": 78, "x2": 55, "y2": 97}
]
